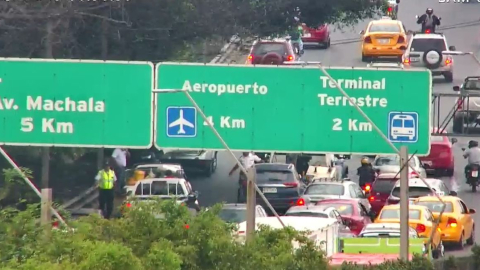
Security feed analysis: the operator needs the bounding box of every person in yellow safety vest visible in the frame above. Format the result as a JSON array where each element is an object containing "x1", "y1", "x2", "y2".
[{"x1": 95, "y1": 162, "x2": 117, "y2": 219}]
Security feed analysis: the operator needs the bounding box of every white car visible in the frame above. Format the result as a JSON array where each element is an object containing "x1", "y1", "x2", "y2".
[
  {"x1": 386, "y1": 178, "x2": 457, "y2": 205},
  {"x1": 373, "y1": 154, "x2": 427, "y2": 178}
]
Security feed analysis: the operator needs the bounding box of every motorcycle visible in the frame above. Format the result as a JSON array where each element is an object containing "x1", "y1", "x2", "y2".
[
  {"x1": 415, "y1": 15, "x2": 441, "y2": 34},
  {"x1": 466, "y1": 165, "x2": 480, "y2": 192}
]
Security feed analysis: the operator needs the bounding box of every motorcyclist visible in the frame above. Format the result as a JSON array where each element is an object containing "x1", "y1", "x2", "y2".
[
  {"x1": 387, "y1": 0, "x2": 400, "y2": 19},
  {"x1": 464, "y1": 140, "x2": 480, "y2": 182},
  {"x1": 357, "y1": 157, "x2": 376, "y2": 188},
  {"x1": 289, "y1": 17, "x2": 304, "y2": 56},
  {"x1": 416, "y1": 8, "x2": 441, "y2": 33},
  {"x1": 334, "y1": 155, "x2": 348, "y2": 179}
]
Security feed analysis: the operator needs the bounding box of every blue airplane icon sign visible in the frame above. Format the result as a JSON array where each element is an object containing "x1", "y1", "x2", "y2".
[
  {"x1": 166, "y1": 107, "x2": 197, "y2": 138},
  {"x1": 388, "y1": 112, "x2": 419, "y2": 143}
]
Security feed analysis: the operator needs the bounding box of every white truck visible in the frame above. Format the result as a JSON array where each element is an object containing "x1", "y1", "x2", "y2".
[{"x1": 237, "y1": 216, "x2": 339, "y2": 257}]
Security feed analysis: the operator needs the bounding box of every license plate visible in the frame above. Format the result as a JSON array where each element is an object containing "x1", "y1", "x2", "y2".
[
  {"x1": 378, "y1": 39, "x2": 389, "y2": 44},
  {"x1": 472, "y1": 171, "x2": 478, "y2": 177},
  {"x1": 303, "y1": 33, "x2": 311, "y2": 38},
  {"x1": 410, "y1": 57, "x2": 420, "y2": 62},
  {"x1": 263, "y1": 188, "x2": 277, "y2": 193}
]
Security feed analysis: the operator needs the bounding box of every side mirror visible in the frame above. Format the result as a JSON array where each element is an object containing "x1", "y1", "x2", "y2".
[
  {"x1": 449, "y1": 191, "x2": 458, "y2": 196},
  {"x1": 448, "y1": 46, "x2": 456, "y2": 51},
  {"x1": 451, "y1": 138, "x2": 458, "y2": 144},
  {"x1": 359, "y1": 30, "x2": 365, "y2": 35},
  {"x1": 469, "y1": 209, "x2": 476, "y2": 214},
  {"x1": 453, "y1": 86, "x2": 460, "y2": 91}
]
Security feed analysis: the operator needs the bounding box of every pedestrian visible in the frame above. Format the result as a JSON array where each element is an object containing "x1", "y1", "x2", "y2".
[
  {"x1": 95, "y1": 162, "x2": 117, "y2": 219},
  {"x1": 111, "y1": 148, "x2": 129, "y2": 192}
]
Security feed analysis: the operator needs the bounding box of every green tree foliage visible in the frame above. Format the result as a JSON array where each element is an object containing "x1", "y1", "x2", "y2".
[{"x1": 0, "y1": 195, "x2": 454, "y2": 270}]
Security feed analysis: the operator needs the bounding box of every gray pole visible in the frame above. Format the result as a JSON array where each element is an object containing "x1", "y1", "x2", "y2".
[
  {"x1": 399, "y1": 146, "x2": 409, "y2": 260},
  {"x1": 246, "y1": 167, "x2": 256, "y2": 242}
]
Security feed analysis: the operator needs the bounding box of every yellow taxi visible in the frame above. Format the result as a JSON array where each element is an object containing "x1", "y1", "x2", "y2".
[
  {"x1": 375, "y1": 204, "x2": 444, "y2": 258},
  {"x1": 413, "y1": 196, "x2": 475, "y2": 249},
  {"x1": 360, "y1": 18, "x2": 408, "y2": 62}
]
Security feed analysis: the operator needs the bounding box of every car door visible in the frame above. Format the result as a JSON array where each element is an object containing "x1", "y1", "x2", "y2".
[{"x1": 458, "y1": 199, "x2": 473, "y2": 237}]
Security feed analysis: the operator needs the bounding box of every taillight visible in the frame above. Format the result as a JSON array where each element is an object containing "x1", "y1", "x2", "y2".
[
  {"x1": 403, "y1": 57, "x2": 410, "y2": 64},
  {"x1": 369, "y1": 196, "x2": 375, "y2": 202},
  {"x1": 397, "y1": 36, "x2": 405, "y2": 43},
  {"x1": 447, "y1": 218, "x2": 458, "y2": 228},
  {"x1": 126, "y1": 202, "x2": 132, "y2": 208},
  {"x1": 52, "y1": 221, "x2": 59, "y2": 228},
  {"x1": 297, "y1": 198, "x2": 305, "y2": 206},
  {"x1": 238, "y1": 230, "x2": 245, "y2": 234},
  {"x1": 364, "y1": 37, "x2": 372, "y2": 43},
  {"x1": 284, "y1": 182, "x2": 298, "y2": 188},
  {"x1": 364, "y1": 184, "x2": 371, "y2": 192},
  {"x1": 409, "y1": 171, "x2": 419, "y2": 178},
  {"x1": 457, "y1": 98, "x2": 464, "y2": 110},
  {"x1": 248, "y1": 54, "x2": 253, "y2": 61},
  {"x1": 287, "y1": 55, "x2": 294, "y2": 61},
  {"x1": 445, "y1": 57, "x2": 452, "y2": 65},
  {"x1": 416, "y1": 224, "x2": 426, "y2": 233},
  {"x1": 425, "y1": 29, "x2": 431, "y2": 34}
]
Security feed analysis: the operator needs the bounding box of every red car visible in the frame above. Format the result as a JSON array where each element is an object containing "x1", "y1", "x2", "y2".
[
  {"x1": 367, "y1": 173, "x2": 400, "y2": 215},
  {"x1": 246, "y1": 39, "x2": 296, "y2": 65},
  {"x1": 301, "y1": 23, "x2": 330, "y2": 49},
  {"x1": 316, "y1": 199, "x2": 373, "y2": 235},
  {"x1": 419, "y1": 128, "x2": 456, "y2": 176}
]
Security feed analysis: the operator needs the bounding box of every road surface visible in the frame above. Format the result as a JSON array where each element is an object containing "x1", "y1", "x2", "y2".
[{"x1": 188, "y1": 0, "x2": 480, "y2": 258}]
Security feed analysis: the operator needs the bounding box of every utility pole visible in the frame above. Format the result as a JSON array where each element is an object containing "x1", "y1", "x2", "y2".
[
  {"x1": 245, "y1": 167, "x2": 256, "y2": 242},
  {"x1": 399, "y1": 146, "x2": 409, "y2": 260}
]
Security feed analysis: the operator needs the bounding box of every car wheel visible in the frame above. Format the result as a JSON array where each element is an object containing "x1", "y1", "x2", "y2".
[
  {"x1": 467, "y1": 225, "x2": 475, "y2": 245},
  {"x1": 445, "y1": 168, "x2": 454, "y2": 177},
  {"x1": 456, "y1": 232, "x2": 465, "y2": 249},
  {"x1": 211, "y1": 152, "x2": 218, "y2": 172},
  {"x1": 444, "y1": 72, "x2": 453, "y2": 82},
  {"x1": 321, "y1": 37, "x2": 330, "y2": 49},
  {"x1": 453, "y1": 115, "x2": 465, "y2": 134}
]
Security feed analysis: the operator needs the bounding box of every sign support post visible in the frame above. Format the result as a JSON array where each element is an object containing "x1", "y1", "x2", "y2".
[
  {"x1": 246, "y1": 167, "x2": 257, "y2": 242},
  {"x1": 399, "y1": 146, "x2": 409, "y2": 260}
]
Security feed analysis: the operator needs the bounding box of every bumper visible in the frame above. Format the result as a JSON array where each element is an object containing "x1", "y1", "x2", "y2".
[
  {"x1": 441, "y1": 229, "x2": 462, "y2": 243},
  {"x1": 362, "y1": 46, "x2": 405, "y2": 57},
  {"x1": 257, "y1": 197, "x2": 299, "y2": 212},
  {"x1": 302, "y1": 37, "x2": 328, "y2": 43},
  {"x1": 160, "y1": 158, "x2": 212, "y2": 173},
  {"x1": 421, "y1": 159, "x2": 453, "y2": 170}
]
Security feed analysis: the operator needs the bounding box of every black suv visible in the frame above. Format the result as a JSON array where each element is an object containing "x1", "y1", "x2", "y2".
[{"x1": 255, "y1": 163, "x2": 306, "y2": 214}]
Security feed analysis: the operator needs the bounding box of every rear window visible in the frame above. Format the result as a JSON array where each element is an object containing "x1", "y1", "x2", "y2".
[
  {"x1": 391, "y1": 186, "x2": 432, "y2": 198},
  {"x1": 252, "y1": 43, "x2": 286, "y2": 56},
  {"x1": 431, "y1": 136, "x2": 445, "y2": 142},
  {"x1": 464, "y1": 79, "x2": 480, "y2": 91},
  {"x1": 305, "y1": 184, "x2": 344, "y2": 196},
  {"x1": 369, "y1": 24, "x2": 400, "y2": 33},
  {"x1": 415, "y1": 201, "x2": 453, "y2": 213},
  {"x1": 380, "y1": 209, "x2": 421, "y2": 220},
  {"x1": 361, "y1": 232, "x2": 401, "y2": 238},
  {"x1": 285, "y1": 212, "x2": 329, "y2": 218},
  {"x1": 218, "y1": 209, "x2": 246, "y2": 223},
  {"x1": 410, "y1": 38, "x2": 446, "y2": 52},
  {"x1": 316, "y1": 203, "x2": 354, "y2": 215},
  {"x1": 375, "y1": 156, "x2": 416, "y2": 167},
  {"x1": 256, "y1": 170, "x2": 294, "y2": 184},
  {"x1": 135, "y1": 181, "x2": 185, "y2": 196},
  {"x1": 372, "y1": 180, "x2": 396, "y2": 193}
]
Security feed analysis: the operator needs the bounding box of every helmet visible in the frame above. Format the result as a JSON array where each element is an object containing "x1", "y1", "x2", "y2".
[
  {"x1": 426, "y1": 8, "x2": 433, "y2": 15},
  {"x1": 361, "y1": 157, "x2": 370, "y2": 165},
  {"x1": 469, "y1": 140, "x2": 478, "y2": 148}
]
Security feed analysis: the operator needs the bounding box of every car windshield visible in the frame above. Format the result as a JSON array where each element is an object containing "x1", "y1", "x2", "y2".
[
  {"x1": 392, "y1": 186, "x2": 432, "y2": 198},
  {"x1": 218, "y1": 208, "x2": 247, "y2": 223},
  {"x1": 464, "y1": 79, "x2": 480, "y2": 91},
  {"x1": 253, "y1": 43, "x2": 286, "y2": 56},
  {"x1": 256, "y1": 170, "x2": 293, "y2": 184},
  {"x1": 305, "y1": 184, "x2": 344, "y2": 196},
  {"x1": 415, "y1": 201, "x2": 453, "y2": 213},
  {"x1": 375, "y1": 156, "x2": 416, "y2": 167},
  {"x1": 369, "y1": 24, "x2": 400, "y2": 33},
  {"x1": 380, "y1": 209, "x2": 421, "y2": 220},
  {"x1": 284, "y1": 212, "x2": 329, "y2": 218},
  {"x1": 316, "y1": 203, "x2": 354, "y2": 215},
  {"x1": 372, "y1": 180, "x2": 396, "y2": 193},
  {"x1": 410, "y1": 38, "x2": 446, "y2": 52}
]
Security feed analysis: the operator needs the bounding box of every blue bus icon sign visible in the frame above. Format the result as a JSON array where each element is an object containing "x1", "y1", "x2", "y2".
[{"x1": 388, "y1": 112, "x2": 419, "y2": 143}]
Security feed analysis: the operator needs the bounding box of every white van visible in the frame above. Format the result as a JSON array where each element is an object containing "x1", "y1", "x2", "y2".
[
  {"x1": 237, "y1": 216, "x2": 339, "y2": 257},
  {"x1": 391, "y1": 114, "x2": 415, "y2": 140}
]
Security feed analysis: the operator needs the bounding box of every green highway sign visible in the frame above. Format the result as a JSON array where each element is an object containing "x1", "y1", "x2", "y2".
[
  {"x1": 155, "y1": 63, "x2": 432, "y2": 155},
  {"x1": 0, "y1": 58, "x2": 154, "y2": 148}
]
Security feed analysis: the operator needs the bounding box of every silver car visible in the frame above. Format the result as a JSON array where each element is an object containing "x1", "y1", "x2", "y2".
[
  {"x1": 452, "y1": 76, "x2": 480, "y2": 133},
  {"x1": 218, "y1": 204, "x2": 268, "y2": 223},
  {"x1": 359, "y1": 223, "x2": 418, "y2": 238},
  {"x1": 402, "y1": 33, "x2": 455, "y2": 82},
  {"x1": 373, "y1": 154, "x2": 427, "y2": 178}
]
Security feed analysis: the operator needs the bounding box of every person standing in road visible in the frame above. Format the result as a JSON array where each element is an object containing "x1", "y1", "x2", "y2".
[
  {"x1": 111, "y1": 148, "x2": 129, "y2": 191},
  {"x1": 95, "y1": 162, "x2": 117, "y2": 219},
  {"x1": 229, "y1": 152, "x2": 262, "y2": 182}
]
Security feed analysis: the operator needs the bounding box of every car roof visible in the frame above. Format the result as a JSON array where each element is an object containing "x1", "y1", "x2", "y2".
[
  {"x1": 136, "y1": 177, "x2": 184, "y2": 184},
  {"x1": 222, "y1": 203, "x2": 248, "y2": 210},
  {"x1": 309, "y1": 181, "x2": 346, "y2": 187},
  {"x1": 255, "y1": 39, "x2": 289, "y2": 44},
  {"x1": 238, "y1": 216, "x2": 337, "y2": 232},
  {"x1": 316, "y1": 198, "x2": 358, "y2": 204},
  {"x1": 375, "y1": 154, "x2": 416, "y2": 159},
  {"x1": 382, "y1": 204, "x2": 427, "y2": 211},
  {"x1": 286, "y1": 205, "x2": 332, "y2": 213},
  {"x1": 364, "y1": 223, "x2": 401, "y2": 230},
  {"x1": 394, "y1": 178, "x2": 442, "y2": 187},
  {"x1": 376, "y1": 173, "x2": 400, "y2": 179},
  {"x1": 371, "y1": 19, "x2": 401, "y2": 25},
  {"x1": 256, "y1": 163, "x2": 294, "y2": 171},
  {"x1": 412, "y1": 34, "x2": 445, "y2": 40},
  {"x1": 415, "y1": 195, "x2": 457, "y2": 202},
  {"x1": 136, "y1": 163, "x2": 182, "y2": 170}
]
